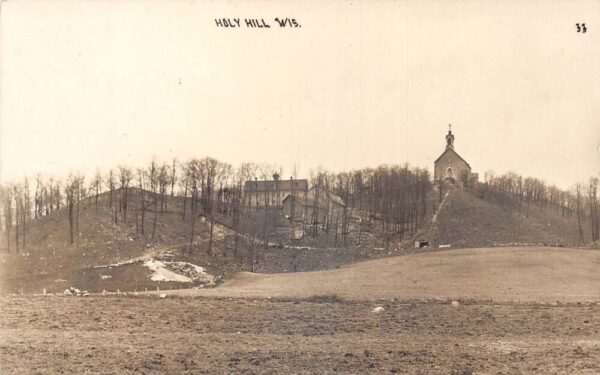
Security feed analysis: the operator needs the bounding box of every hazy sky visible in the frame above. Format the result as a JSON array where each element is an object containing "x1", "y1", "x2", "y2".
[{"x1": 1, "y1": 0, "x2": 599, "y2": 188}]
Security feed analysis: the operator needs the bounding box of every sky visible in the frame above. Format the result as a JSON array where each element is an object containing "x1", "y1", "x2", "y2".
[{"x1": 1, "y1": 0, "x2": 599, "y2": 189}]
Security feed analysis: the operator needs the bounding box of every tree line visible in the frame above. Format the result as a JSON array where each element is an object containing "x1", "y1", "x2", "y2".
[
  {"x1": 332, "y1": 165, "x2": 432, "y2": 246},
  {"x1": 0, "y1": 157, "x2": 437, "y2": 256},
  {"x1": 5, "y1": 157, "x2": 595, "y2": 257},
  {"x1": 475, "y1": 170, "x2": 600, "y2": 244}
]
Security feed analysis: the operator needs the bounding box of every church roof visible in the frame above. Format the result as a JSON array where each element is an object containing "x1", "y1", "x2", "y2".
[
  {"x1": 434, "y1": 147, "x2": 471, "y2": 169},
  {"x1": 244, "y1": 179, "x2": 308, "y2": 192}
]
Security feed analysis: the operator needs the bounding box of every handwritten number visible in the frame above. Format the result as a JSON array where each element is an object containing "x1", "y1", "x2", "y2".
[{"x1": 576, "y1": 23, "x2": 587, "y2": 33}]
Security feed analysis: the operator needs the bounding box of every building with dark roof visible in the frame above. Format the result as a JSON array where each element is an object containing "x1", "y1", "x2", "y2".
[{"x1": 243, "y1": 174, "x2": 308, "y2": 208}]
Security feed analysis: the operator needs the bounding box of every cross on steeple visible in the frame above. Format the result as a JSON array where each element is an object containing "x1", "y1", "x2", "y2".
[{"x1": 448, "y1": 124, "x2": 452, "y2": 132}]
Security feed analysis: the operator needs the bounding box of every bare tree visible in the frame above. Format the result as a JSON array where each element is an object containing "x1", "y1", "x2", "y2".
[
  {"x1": 12, "y1": 179, "x2": 32, "y2": 249},
  {"x1": 65, "y1": 176, "x2": 77, "y2": 245},
  {"x1": 157, "y1": 164, "x2": 168, "y2": 215},
  {"x1": 574, "y1": 183, "x2": 585, "y2": 244},
  {"x1": 34, "y1": 174, "x2": 44, "y2": 219},
  {"x1": 107, "y1": 169, "x2": 115, "y2": 208},
  {"x1": 178, "y1": 162, "x2": 190, "y2": 220},
  {"x1": 91, "y1": 169, "x2": 103, "y2": 217},
  {"x1": 589, "y1": 177, "x2": 599, "y2": 242},
  {"x1": 256, "y1": 164, "x2": 278, "y2": 262},
  {"x1": 187, "y1": 159, "x2": 200, "y2": 253},
  {"x1": 74, "y1": 174, "x2": 84, "y2": 233},
  {"x1": 1, "y1": 186, "x2": 13, "y2": 252},
  {"x1": 119, "y1": 166, "x2": 133, "y2": 223},
  {"x1": 170, "y1": 158, "x2": 177, "y2": 197},
  {"x1": 199, "y1": 157, "x2": 230, "y2": 256},
  {"x1": 13, "y1": 184, "x2": 20, "y2": 253},
  {"x1": 136, "y1": 168, "x2": 147, "y2": 236},
  {"x1": 148, "y1": 160, "x2": 158, "y2": 238}
]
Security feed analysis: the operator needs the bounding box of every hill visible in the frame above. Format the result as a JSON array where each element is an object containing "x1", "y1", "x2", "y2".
[
  {"x1": 0, "y1": 185, "x2": 595, "y2": 295},
  {"x1": 0, "y1": 189, "x2": 234, "y2": 294},
  {"x1": 0, "y1": 189, "x2": 399, "y2": 294},
  {"x1": 429, "y1": 188, "x2": 590, "y2": 248}
]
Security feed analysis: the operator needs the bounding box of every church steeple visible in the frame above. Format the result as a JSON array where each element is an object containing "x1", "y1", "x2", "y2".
[{"x1": 445, "y1": 124, "x2": 455, "y2": 150}]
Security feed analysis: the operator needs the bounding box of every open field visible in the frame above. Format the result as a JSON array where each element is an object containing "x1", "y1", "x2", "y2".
[
  {"x1": 2, "y1": 295, "x2": 600, "y2": 374},
  {"x1": 163, "y1": 247, "x2": 600, "y2": 303}
]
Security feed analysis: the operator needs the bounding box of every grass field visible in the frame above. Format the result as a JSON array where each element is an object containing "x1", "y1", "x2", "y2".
[{"x1": 162, "y1": 247, "x2": 600, "y2": 303}]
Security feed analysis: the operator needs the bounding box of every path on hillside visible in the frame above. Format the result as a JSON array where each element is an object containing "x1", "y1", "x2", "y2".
[
  {"x1": 408, "y1": 190, "x2": 451, "y2": 244},
  {"x1": 428, "y1": 190, "x2": 451, "y2": 236},
  {"x1": 158, "y1": 247, "x2": 600, "y2": 303}
]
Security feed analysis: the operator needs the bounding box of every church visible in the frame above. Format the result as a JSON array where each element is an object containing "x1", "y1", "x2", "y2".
[{"x1": 434, "y1": 125, "x2": 478, "y2": 187}]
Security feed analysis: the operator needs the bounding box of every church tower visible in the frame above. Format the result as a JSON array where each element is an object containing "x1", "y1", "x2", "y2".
[{"x1": 445, "y1": 124, "x2": 455, "y2": 150}]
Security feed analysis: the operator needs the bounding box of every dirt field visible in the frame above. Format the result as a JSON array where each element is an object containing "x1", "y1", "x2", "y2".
[
  {"x1": 3, "y1": 247, "x2": 600, "y2": 374},
  {"x1": 1, "y1": 295, "x2": 600, "y2": 374},
  {"x1": 163, "y1": 247, "x2": 600, "y2": 303}
]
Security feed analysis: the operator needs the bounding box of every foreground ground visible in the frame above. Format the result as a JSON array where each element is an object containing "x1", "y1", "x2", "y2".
[
  {"x1": 3, "y1": 247, "x2": 600, "y2": 374},
  {"x1": 1, "y1": 295, "x2": 600, "y2": 374}
]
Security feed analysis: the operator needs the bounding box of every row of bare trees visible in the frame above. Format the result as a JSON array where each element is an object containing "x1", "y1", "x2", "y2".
[
  {"x1": 0, "y1": 159, "x2": 436, "y2": 254},
  {"x1": 0, "y1": 158, "x2": 263, "y2": 263},
  {"x1": 10, "y1": 156, "x2": 598, "y2": 256},
  {"x1": 476, "y1": 171, "x2": 600, "y2": 244},
  {"x1": 333, "y1": 166, "x2": 432, "y2": 244},
  {"x1": 0, "y1": 181, "x2": 31, "y2": 252}
]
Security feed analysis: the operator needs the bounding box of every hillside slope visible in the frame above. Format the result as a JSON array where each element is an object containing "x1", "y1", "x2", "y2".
[
  {"x1": 0, "y1": 186, "x2": 594, "y2": 294},
  {"x1": 0, "y1": 189, "x2": 400, "y2": 294},
  {"x1": 429, "y1": 188, "x2": 589, "y2": 248},
  {"x1": 0, "y1": 190, "x2": 235, "y2": 294}
]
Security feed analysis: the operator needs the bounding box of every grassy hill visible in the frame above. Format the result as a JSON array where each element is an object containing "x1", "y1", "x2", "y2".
[
  {"x1": 429, "y1": 188, "x2": 591, "y2": 248},
  {"x1": 162, "y1": 246, "x2": 600, "y2": 303}
]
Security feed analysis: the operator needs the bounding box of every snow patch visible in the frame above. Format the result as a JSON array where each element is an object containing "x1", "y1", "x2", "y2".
[
  {"x1": 93, "y1": 258, "x2": 138, "y2": 269},
  {"x1": 143, "y1": 259, "x2": 215, "y2": 285},
  {"x1": 64, "y1": 287, "x2": 89, "y2": 297},
  {"x1": 213, "y1": 225, "x2": 228, "y2": 240}
]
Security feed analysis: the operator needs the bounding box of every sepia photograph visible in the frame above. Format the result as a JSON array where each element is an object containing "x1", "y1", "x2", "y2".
[{"x1": 1, "y1": 0, "x2": 599, "y2": 373}]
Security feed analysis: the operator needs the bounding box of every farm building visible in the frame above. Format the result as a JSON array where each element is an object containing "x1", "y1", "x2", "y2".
[{"x1": 282, "y1": 187, "x2": 346, "y2": 224}]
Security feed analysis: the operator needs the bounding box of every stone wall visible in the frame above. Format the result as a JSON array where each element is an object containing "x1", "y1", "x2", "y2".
[{"x1": 434, "y1": 149, "x2": 471, "y2": 185}]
